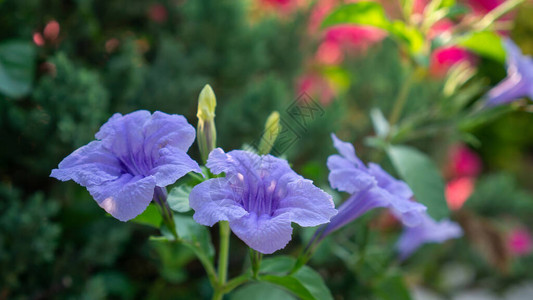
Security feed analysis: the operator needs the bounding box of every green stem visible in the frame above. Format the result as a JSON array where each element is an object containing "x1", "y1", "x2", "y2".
[
  {"x1": 181, "y1": 240, "x2": 218, "y2": 287},
  {"x1": 476, "y1": 0, "x2": 524, "y2": 31},
  {"x1": 388, "y1": 71, "x2": 416, "y2": 129},
  {"x1": 212, "y1": 221, "x2": 230, "y2": 300},
  {"x1": 218, "y1": 221, "x2": 230, "y2": 284},
  {"x1": 250, "y1": 249, "x2": 262, "y2": 279},
  {"x1": 222, "y1": 274, "x2": 252, "y2": 294}
]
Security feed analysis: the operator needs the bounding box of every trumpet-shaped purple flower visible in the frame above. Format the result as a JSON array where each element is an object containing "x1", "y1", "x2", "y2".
[
  {"x1": 51, "y1": 110, "x2": 201, "y2": 221},
  {"x1": 396, "y1": 212, "x2": 462, "y2": 260},
  {"x1": 189, "y1": 148, "x2": 337, "y2": 254},
  {"x1": 319, "y1": 134, "x2": 426, "y2": 239},
  {"x1": 486, "y1": 39, "x2": 533, "y2": 107}
]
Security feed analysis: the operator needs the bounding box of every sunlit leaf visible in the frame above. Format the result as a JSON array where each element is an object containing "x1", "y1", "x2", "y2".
[
  {"x1": 458, "y1": 31, "x2": 505, "y2": 63},
  {"x1": 322, "y1": 2, "x2": 390, "y2": 29},
  {"x1": 131, "y1": 204, "x2": 162, "y2": 228},
  {"x1": 167, "y1": 185, "x2": 193, "y2": 212}
]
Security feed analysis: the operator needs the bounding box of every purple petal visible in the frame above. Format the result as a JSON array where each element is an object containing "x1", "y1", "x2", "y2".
[
  {"x1": 485, "y1": 39, "x2": 533, "y2": 106},
  {"x1": 396, "y1": 213, "x2": 462, "y2": 260},
  {"x1": 189, "y1": 178, "x2": 248, "y2": 226},
  {"x1": 142, "y1": 111, "x2": 196, "y2": 154},
  {"x1": 486, "y1": 74, "x2": 530, "y2": 106},
  {"x1": 276, "y1": 179, "x2": 337, "y2": 227},
  {"x1": 327, "y1": 155, "x2": 375, "y2": 194},
  {"x1": 87, "y1": 174, "x2": 157, "y2": 221},
  {"x1": 367, "y1": 163, "x2": 413, "y2": 199},
  {"x1": 331, "y1": 133, "x2": 364, "y2": 166},
  {"x1": 321, "y1": 187, "x2": 388, "y2": 237},
  {"x1": 50, "y1": 141, "x2": 123, "y2": 186},
  {"x1": 96, "y1": 111, "x2": 151, "y2": 156},
  {"x1": 230, "y1": 213, "x2": 293, "y2": 254},
  {"x1": 207, "y1": 148, "x2": 262, "y2": 177},
  {"x1": 151, "y1": 147, "x2": 201, "y2": 187}
]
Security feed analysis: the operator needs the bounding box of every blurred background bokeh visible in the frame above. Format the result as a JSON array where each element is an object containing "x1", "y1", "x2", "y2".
[{"x1": 1, "y1": 0, "x2": 533, "y2": 299}]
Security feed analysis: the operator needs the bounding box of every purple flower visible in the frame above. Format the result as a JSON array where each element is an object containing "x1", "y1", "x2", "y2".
[
  {"x1": 396, "y1": 212, "x2": 462, "y2": 260},
  {"x1": 319, "y1": 134, "x2": 426, "y2": 238},
  {"x1": 189, "y1": 148, "x2": 337, "y2": 254},
  {"x1": 51, "y1": 110, "x2": 201, "y2": 221},
  {"x1": 485, "y1": 39, "x2": 533, "y2": 107}
]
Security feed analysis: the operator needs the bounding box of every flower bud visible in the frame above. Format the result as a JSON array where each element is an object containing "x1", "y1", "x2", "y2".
[
  {"x1": 197, "y1": 84, "x2": 217, "y2": 163},
  {"x1": 258, "y1": 111, "x2": 281, "y2": 155}
]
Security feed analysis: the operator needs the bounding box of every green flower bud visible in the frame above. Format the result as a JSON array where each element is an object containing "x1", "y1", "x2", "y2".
[
  {"x1": 258, "y1": 111, "x2": 281, "y2": 155},
  {"x1": 197, "y1": 84, "x2": 217, "y2": 163}
]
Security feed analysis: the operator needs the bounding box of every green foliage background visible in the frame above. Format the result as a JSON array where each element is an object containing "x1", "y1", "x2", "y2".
[{"x1": 1, "y1": 0, "x2": 533, "y2": 299}]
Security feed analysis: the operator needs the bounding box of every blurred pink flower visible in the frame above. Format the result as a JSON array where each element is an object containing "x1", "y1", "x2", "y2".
[
  {"x1": 148, "y1": 4, "x2": 168, "y2": 23},
  {"x1": 508, "y1": 228, "x2": 533, "y2": 256},
  {"x1": 430, "y1": 46, "x2": 474, "y2": 76},
  {"x1": 445, "y1": 177, "x2": 475, "y2": 210},
  {"x1": 33, "y1": 32, "x2": 45, "y2": 47},
  {"x1": 316, "y1": 25, "x2": 386, "y2": 65},
  {"x1": 44, "y1": 20, "x2": 60, "y2": 42},
  {"x1": 448, "y1": 144, "x2": 482, "y2": 178},
  {"x1": 298, "y1": 74, "x2": 336, "y2": 105}
]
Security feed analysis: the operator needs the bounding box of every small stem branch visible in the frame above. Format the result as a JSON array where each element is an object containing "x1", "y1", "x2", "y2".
[
  {"x1": 388, "y1": 71, "x2": 416, "y2": 129},
  {"x1": 476, "y1": 0, "x2": 524, "y2": 31},
  {"x1": 180, "y1": 241, "x2": 218, "y2": 287},
  {"x1": 223, "y1": 274, "x2": 251, "y2": 294}
]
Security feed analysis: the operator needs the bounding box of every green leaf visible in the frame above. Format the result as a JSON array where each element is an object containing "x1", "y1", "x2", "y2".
[
  {"x1": 167, "y1": 185, "x2": 193, "y2": 212},
  {"x1": 258, "y1": 256, "x2": 333, "y2": 300},
  {"x1": 374, "y1": 273, "x2": 412, "y2": 300},
  {"x1": 387, "y1": 145, "x2": 449, "y2": 219},
  {"x1": 0, "y1": 41, "x2": 36, "y2": 98},
  {"x1": 458, "y1": 31, "x2": 505, "y2": 63},
  {"x1": 173, "y1": 214, "x2": 215, "y2": 259},
  {"x1": 389, "y1": 21, "x2": 425, "y2": 55},
  {"x1": 322, "y1": 2, "x2": 390, "y2": 29},
  {"x1": 231, "y1": 282, "x2": 296, "y2": 300},
  {"x1": 130, "y1": 204, "x2": 162, "y2": 228}
]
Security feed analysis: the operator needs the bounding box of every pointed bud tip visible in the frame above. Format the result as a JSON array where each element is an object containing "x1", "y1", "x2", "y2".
[{"x1": 197, "y1": 84, "x2": 217, "y2": 121}]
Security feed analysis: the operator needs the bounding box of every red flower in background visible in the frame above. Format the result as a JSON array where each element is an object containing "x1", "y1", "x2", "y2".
[
  {"x1": 445, "y1": 144, "x2": 482, "y2": 210},
  {"x1": 298, "y1": 74, "x2": 336, "y2": 105},
  {"x1": 449, "y1": 144, "x2": 482, "y2": 178},
  {"x1": 445, "y1": 177, "x2": 475, "y2": 210},
  {"x1": 148, "y1": 4, "x2": 168, "y2": 23},
  {"x1": 316, "y1": 25, "x2": 387, "y2": 65}
]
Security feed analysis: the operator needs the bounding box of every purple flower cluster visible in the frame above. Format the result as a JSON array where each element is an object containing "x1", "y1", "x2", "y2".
[
  {"x1": 189, "y1": 148, "x2": 337, "y2": 254},
  {"x1": 51, "y1": 111, "x2": 201, "y2": 221},
  {"x1": 318, "y1": 134, "x2": 427, "y2": 239},
  {"x1": 485, "y1": 39, "x2": 533, "y2": 107}
]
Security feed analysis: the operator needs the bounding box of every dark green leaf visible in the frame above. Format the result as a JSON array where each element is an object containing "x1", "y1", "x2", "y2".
[
  {"x1": 258, "y1": 256, "x2": 333, "y2": 300},
  {"x1": 374, "y1": 273, "x2": 412, "y2": 300},
  {"x1": 231, "y1": 282, "x2": 296, "y2": 300},
  {"x1": 0, "y1": 41, "x2": 36, "y2": 97},
  {"x1": 387, "y1": 145, "x2": 449, "y2": 219},
  {"x1": 167, "y1": 185, "x2": 193, "y2": 212},
  {"x1": 130, "y1": 204, "x2": 162, "y2": 228}
]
